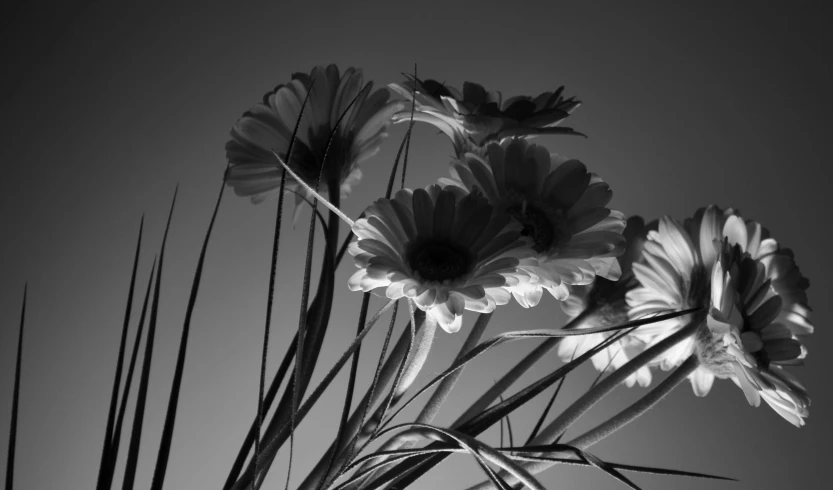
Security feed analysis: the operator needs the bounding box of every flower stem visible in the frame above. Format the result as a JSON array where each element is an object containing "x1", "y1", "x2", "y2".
[
  {"x1": 566, "y1": 355, "x2": 699, "y2": 450},
  {"x1": 528, "y1": 315, "x2": 702, "y2": 446}
]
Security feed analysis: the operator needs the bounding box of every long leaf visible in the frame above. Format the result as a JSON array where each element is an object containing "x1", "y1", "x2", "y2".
[
  {"x1": 105, "y1": 255, "x2": 158, "y2": 488},
  {"x1": 502, "y1": 446, "x2": 735, "y2": 482},
  {"x1": 335, "y1": 443, "x2": 734, "y2": 490},
  {"x1": 283, "y1": 80, "x2": 374, "y2": 490},
  {"x1": 96, "y1": 216, "x2": 144, "y2": 490},
  {"x1": 399, "y1": 63, "x2": 417, "y2": 191},
  {"x1": 222, "y1": 200, "x2": 330, "y2": 490},
  {"x1": 222, "y1": 333, "x2": 297, "y2": 490},
  {"x1": 361, "y1": 309, "x2": 700, "y2": 490},
  {"x1": 223, "y1": 199, "x2": 329, "y2": 489},
  {"x1": 5, "y1": 284, "x2": 26, "y2": 490},
  {"x1": 122, "y1": 187, "x2": 178, "y2": 490},
  {"x1": 230, "y1": 299, "x2": 397, "y2": 490},
  {"x1": 349, "y1": 313, "x2": 493, "y2": 489},
  {"x1": 373, "y1": 423, "x2": 546, "y2": 490},
  {"x1": 102, "y1": 257, "x2": 158, "y2": 490},
  {"x1": 151, "y1": 175, "x2": 228, "y2": 489},
  {"x1": 452, "y1": 308, "x2": 592, "y2": 428},
  {"x1": 314, "y1": 293, "x2": 372, "y2": 490},
  {"x1": 295, "y1": 312, "x2": 418, "y2": 490},
  {"x1": 379, "y1": 309, "x2": 696, "y2": 433},
  {"x1": 525, "y1": 343, "x2": 578, "y2": 446}
]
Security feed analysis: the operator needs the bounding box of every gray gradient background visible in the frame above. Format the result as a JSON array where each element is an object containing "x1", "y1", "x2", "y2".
[{"x1": 1, "y1": 1, "x2": 831, "y2": 489}]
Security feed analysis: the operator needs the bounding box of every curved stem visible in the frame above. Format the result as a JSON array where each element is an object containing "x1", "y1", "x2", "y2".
[
  {"x1": 567, "y1": 355, "x2": 699, "y2": 450},
  {"x1": 529, "y1": 315, "x2": 703, "y2": 446}
]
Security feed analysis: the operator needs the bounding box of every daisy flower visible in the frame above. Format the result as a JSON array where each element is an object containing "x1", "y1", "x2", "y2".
[
  {"x1": 225, "y1": 64, "x2": 403, "y2": 213},
  {"x1": 626, "y1": 206, "x2": 813, "y2": 425},
  {"x1": 388, "y1": 75, "x2": 582, "y2": 158},
  {"x1": 440, "y1": 137, "x2": 626, "y2": 308},
  {"x1": 557, "y1": 216, "x2": 653, "y2": 387},
  {"x1": 347, "y1": 184, "x2": 534, "y2": 333}
]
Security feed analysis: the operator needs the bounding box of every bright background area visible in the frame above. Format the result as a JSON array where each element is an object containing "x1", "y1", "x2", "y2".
[{"x1": 1, "y1": 1, "x2": 831, "y2": 489}]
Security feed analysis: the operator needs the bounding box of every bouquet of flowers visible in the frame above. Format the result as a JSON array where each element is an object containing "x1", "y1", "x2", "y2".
[{"x1": 5, "y1": 64, "x2": 813, "y2": 490}]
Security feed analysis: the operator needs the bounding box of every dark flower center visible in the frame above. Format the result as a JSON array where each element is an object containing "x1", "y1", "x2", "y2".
[
  {"x1": 506, "y1": 204, "x2": 561, "y2": 253},
  {"x1": 407, "y1": 239, "x2": 473, "y2": 282}
]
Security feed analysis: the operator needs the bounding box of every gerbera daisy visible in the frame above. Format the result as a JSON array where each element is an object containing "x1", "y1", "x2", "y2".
[
  {"x1": 440, "y1": 137, "x2": 626, "y2": 308},
  {"x1": 347, "y1": 184, "x2": 534, "y2": 333},
  {"x1": 557, "y1": 216, "x2": 653, "y2": 387},
  {"x1": 388, "y1": 75, "x2": 582, "y2": 158},
  {"x1": 225, "y1": 64, "x2": 403, "y2": 213},
  {"x1": 626, "y1": 206, "x2": 813, "y2": 424}
]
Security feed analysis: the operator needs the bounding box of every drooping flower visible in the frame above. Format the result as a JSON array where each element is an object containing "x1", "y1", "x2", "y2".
[
  {"x1": 348, "y1": 184, "x2": 534, "y2": 333},
  {"x1": 440, "y1": 137, "x2": 626, "y2": 308},
  {"x1": 225, "y1": 64, "x2": 403, "y2": 212},
  {"x1": 388, "y1": 75, "x2": 582, "y2": 158},
  {"x1": 557, "y1": 216, "x2": 653, "y2": 387},
  {"x1": 696, "y1": 236, "x2": 811, "y2": 426},
  {"x1": 626, "y1": 206, "x2": 813, "y2": 425}
]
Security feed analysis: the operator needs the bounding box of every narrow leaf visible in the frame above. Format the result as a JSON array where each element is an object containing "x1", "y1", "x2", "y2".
[
  {"x1": 231, "y1": 299, "x2": 397, "y2": 490},
  {"x1": 102, "y1": 257, "x2": 158, "y2": 490},
  {"x1": 314, "y1": 293, "x2": 372, "y2": 490},
  {"x1": 151, "y1": 174, "x2": 228, "y2": 489},
  {"x1": 96, "y1": 216, "x2": 144, "y2": 490},
  {"x1": 122, "y1": 187, "x2": 178, "y2": 490},
  {"x1": 361, "y1": 309, "x2": 701, "y2": 490},
  {"x1": 5, "y1": 284, "x2": 27, "y2": 490}
]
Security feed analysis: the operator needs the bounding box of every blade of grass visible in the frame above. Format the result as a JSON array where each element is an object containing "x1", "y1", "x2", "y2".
[
  {"x1": 331, "y1": 302, "x2": 400, "y2": 485},
  {"x1": 379, "y1": 309, "x2": 693, "y2": 432},
  {"x1": 525, "y1": 344, "x2": 578, "y2": 445},
  {"x1": 524, "y1": 375, "x2": 567, "y2": 447},
  {"x1": 283, "y1": 81, "x2": 374, "y2": 490},
  {"x1": 400, "y1": 64, "x2": 416, "y2": 191},
  {"x1": 222, "y1": 208, "x2": 331, "y2": 490},
  {"x1": 501, "y1": 444, "x2": 642, "y2": 490},
  {"x1": 230, "y1": 299, "x2": 397, "y2": 490},
  {"x1": 96, "y1": 216, "x2": 144, "y2": 490},
  {"x1": 501, "y1": 397, "x2": 513, "y2": 449},
  {"x1": 150, "y1": 174, "x2": 228, "y2": 489},
  {"x1": 247, "y1": 73, "x2": 314, "y2": 488},
  {"x1": 463, "y1": 324, "x2": 705, "y2": 490},
  {"x1": 295, "y1": 75, "x2": 419, "y2": 488},
  {"x1": 502, "y1": 446, "x2": 735, "y2": 482},
  {"x1": 5, "y1": 284, "x2": 26, "y2": 490},
  {"x1": 295, "y1": 311, "x2": 417, "y2": 490},
  {"x1": 360, "y1": 309, "x2": 701, "y2": 490},
  {"x1": 251, "y1": 164, "x2": 287, "y2": 483},
  {"x1": 452, "y1": 308, "x2": 592, "y2": 428},
  {"x1": 347, "y1": 312, "x2": 492, "y2": 490},
  {"x1": 334, "y1": 443, "x2": 734, "y2": 490},
  {"x1": 101, "y1": 256, "x2": 157, "y2": 490},
  {"x1": 313, "y1": 75, "x2": 414, "y2": 490},
  {"x1": 313, "y1": 293, "x2": 372, "y2": 490},
  {"x1": 122, "y1": 187, "x2": 178, "y2": 490},
  {"x1": 373, "y1": 423, "x2": 546, "y2": 490}
]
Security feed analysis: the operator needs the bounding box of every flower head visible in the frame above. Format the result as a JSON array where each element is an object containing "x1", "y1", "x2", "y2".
[
  {"x1": 225, "y1": 65, "x2": 403, "y2": 209},
  {"x1": 626, "y1": 206, "x2": 813, "y2": 425},
  {"x1": 557, "y1": 216, "x2": 653, "y2": 387},
  {"x1": 348, "y1": 184, "x2": 534, "y2": 333},
  {"x1": 696, "y1": 235, "x2": 811, "y2": 426},
  {"x1": 441, "y1": 138, "x2": 626, "y2": 308},
  {"x1": 389, "y1": 75, "x2": 582, "y2": 158}
]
